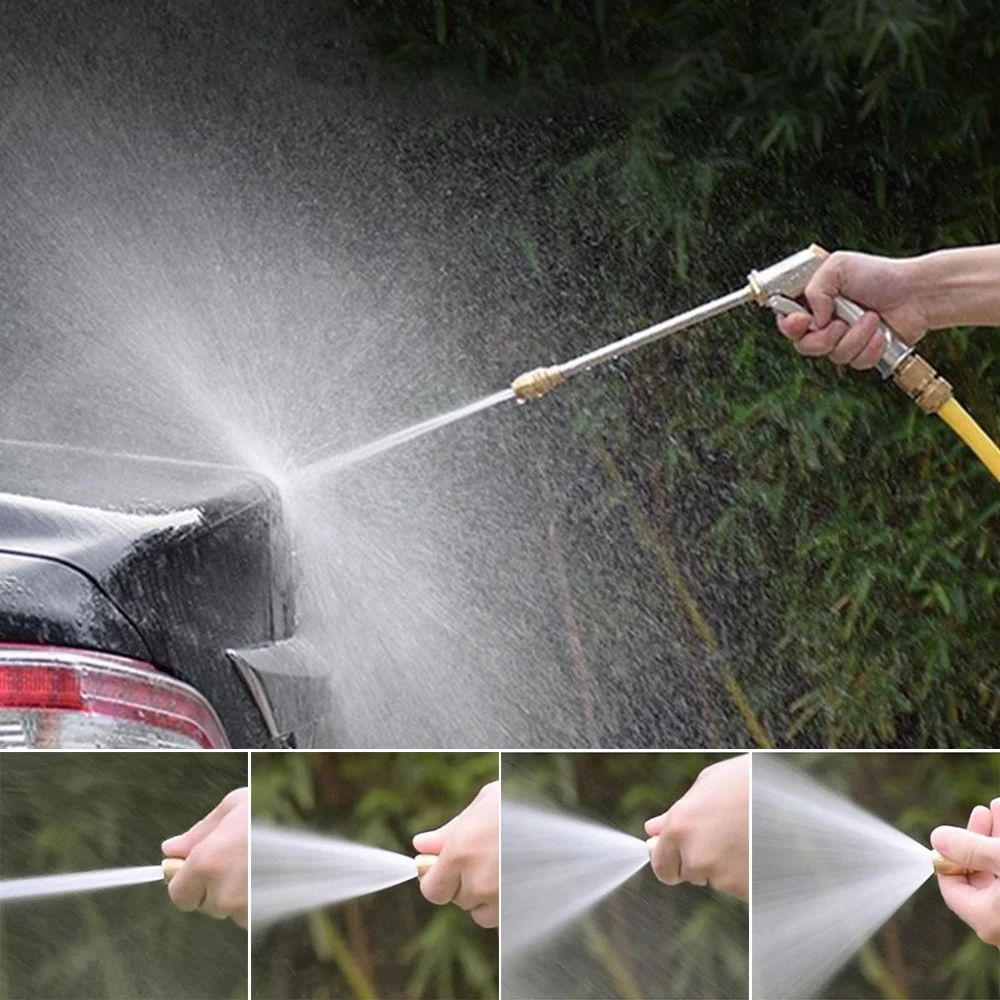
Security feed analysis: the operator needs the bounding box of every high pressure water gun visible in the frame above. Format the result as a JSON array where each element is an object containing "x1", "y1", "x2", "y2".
[{"x1": 511, "y1": 245, "x2": 1000, "y2": 484}]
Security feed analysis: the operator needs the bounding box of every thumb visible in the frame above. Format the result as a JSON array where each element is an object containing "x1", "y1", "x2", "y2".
[
  {"x1": 931, "y1": 826, "x2": 1000, "y2": 875},
  {"x1": 645, "y1": 814, "x2": 666, "y2": 837},
  {"x1": 162, "y1": 799, "x2": 231, "y2": 858},
  {"x1": 412, "y1": 817, "x2": 457, "y2": 856}
]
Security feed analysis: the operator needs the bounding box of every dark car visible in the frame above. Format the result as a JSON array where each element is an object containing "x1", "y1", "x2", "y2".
[{"x1": 0, "y1": 438, "x2": 315, "y2": 748}]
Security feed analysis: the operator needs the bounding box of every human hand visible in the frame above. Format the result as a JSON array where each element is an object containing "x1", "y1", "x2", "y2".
[
  {"x1": 645, "y1": 754, "x2": 749, "y2": 901},
  {"x1": 413, "y1": 780, "x2": 499, "y2": 928},
  {"x1": 776, "y1": 250, "x2": 929, "y2": 369},
  {"x1": 162, "y1": 787, "x2": 248, "y2": 929},
  {"x1": 931, "y1": 797, "x2": 1000, "y2": 948}
]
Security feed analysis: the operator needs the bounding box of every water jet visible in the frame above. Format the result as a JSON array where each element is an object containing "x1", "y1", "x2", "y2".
[
  {"x1": 250, "y1": 824, "x2": 434, "y2": 926},
  {"x1": 501, "y1": 802, "x2": 651, "y2": 960},
  {"x1": 752, "y1": 755, "x2": 975, "y2": 999},
  {"x1": 0, "y1": 857, "x2": 185, "y2": 903}
]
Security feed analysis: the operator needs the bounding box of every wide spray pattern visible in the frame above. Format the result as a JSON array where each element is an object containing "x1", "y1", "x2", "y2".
[
  {"x1": 251, "y1": 825, "x2": 421, "y2": 926},
  {"x1": 501, "y1": 802, "x2": 650, "y2": 960},
  {"x1": 752, "y1": 756, "x2": 935, "y2": 999}
]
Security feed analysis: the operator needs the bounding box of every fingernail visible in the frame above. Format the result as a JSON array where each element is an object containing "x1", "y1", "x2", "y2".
[{"x1": 646, "y1": 836, "x2": 658, "y2": 854}]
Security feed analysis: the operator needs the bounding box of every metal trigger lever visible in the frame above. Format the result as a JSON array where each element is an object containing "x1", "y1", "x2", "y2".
[
  {"x1": 766, "y1": 292, "x2": 913, "y2": 379},
  {"x1": 767, "y1": 293, "x2": 814, "y2": 326}
]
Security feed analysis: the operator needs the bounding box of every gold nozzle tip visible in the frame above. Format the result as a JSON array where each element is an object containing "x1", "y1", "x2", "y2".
[
  {"x1": 415, "y1": 855, "x2": 437, "y2": 879},
  {"x1": 931, "y1": 849, "x2": 970, "y2": 877},
  {"x1": 162, "y1": 858, "x2": 184, "y2": 883},
  {"x1": 808, "y1": 243, "x2": 830, "y2": 259},
  {"x1": 511, "y1": 366, "x2": 566, "y2": 400}
]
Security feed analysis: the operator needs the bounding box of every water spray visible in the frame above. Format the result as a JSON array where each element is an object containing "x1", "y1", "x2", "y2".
[
  {"x1": 501, "y1": 802, "x2": 652, "y2": 961},
  {"x1": 512, "y1": 245, "x2": 1000, "y2": 484},
  {"x1": 752, "y1": 755, "x2": 983, "y2": 1000},
  {"x1": 250, "y1": 824, "x2": 439, "y2": 926},
  {"x1": 0, "y1": 858, "x2": 185, "y2": 902}
]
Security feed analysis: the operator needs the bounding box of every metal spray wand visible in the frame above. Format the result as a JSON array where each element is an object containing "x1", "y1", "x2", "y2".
[{"x1": 510, "y1": 244, "x2": 1000, "y2": 483}]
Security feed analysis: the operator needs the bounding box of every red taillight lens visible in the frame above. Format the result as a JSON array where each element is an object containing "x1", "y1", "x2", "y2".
[
  {"x1": 0, "y1": 645, "x2": 229, "y2": 749},
  {"x1": 1, "y1": 665, "x2": 83, "y2": 710}
]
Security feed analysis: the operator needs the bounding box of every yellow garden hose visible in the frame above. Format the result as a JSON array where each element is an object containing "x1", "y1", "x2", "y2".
[
  {"x1": 886, "y1": 353, "x2": 1000, "y2": 485},
  {"x1": 936, "y1": 398, "x2": 1000, "y2": 484}
]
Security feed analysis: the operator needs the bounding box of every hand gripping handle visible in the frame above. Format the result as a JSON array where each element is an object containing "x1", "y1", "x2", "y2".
[{"x1": 766, "y1": 291, "x2": 912, "y2": 378}]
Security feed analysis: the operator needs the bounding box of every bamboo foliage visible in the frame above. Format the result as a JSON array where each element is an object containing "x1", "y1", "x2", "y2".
[{"x1": 346, "y1": 0, "x2": 1000, "y2": 749}]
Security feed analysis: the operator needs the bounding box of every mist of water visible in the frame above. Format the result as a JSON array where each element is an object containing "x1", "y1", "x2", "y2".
[
  {"x1": 251, "y1": 824, "x2": 418, "y2": 926},
  {"x1": 752, "y1": 756, "x2": 934, "y2": 1000},
  {"x1": 290, "y1": 388, "x2": 516, "y2": 486},
  {"x1": 0, "y1": 0, "x2": 752, "y2": 751},
  {"x1": 0, "y1": 865, "x2": 164, "y2": 902},
  {"x1": 501, "y1": 802, "x2": 650, "y2": 960}
]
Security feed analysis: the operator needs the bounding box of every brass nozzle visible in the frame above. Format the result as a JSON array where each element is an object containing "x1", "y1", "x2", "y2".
[
  {"x1": 931, "y1": 850, "x2": 971, "y2": 877},
  {"x1": 512, "y1": 366, "x2": 566, "y2": 400},
  {"x1": 892, "y1": 355, "x2": 954, "y2": 414},
  {"x1": 415, "y1": 855, "x2": 437, "y2": 878},
  {"x1": 162, "y1": 858, "x2": 184, "y2": 883}
]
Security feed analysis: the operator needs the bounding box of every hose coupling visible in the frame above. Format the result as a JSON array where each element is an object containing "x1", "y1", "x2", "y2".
[
  {"x1": 931, "y1": 850, "x2": 971, "y2": 877},
  {"x1": 512, "y1": 366, "x2": 566, "y2": 400},
  {"x1": 892, "y1": 355, "x2": 954, "y2": 414}
]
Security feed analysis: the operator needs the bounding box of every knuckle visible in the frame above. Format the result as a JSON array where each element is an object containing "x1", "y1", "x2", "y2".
[
  {"x1": 420, "y1": 879, "x2": 450, "y2": 905},
  {"x1": 662, "y1": 808, "x2": 694, "y2": 843},
  {"x1": 449, "y1": 832, "x2": 474, "y2": 862},
  {"x1": 187, "y1": 846, "x2": 224, "y2": 881},
  {"x1": 168, "y1": 882, "x2": 197, "y2": 911},
  {"x1": 683, "y1": 849, "x2": 711, "y2": 879},
  {"x1": 651, "y1": 858, "x2": 675, "y2": 883}
]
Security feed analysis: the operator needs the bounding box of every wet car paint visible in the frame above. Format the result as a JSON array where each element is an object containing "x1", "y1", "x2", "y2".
[{"x1": 0, "y1": 438, "x2": 306, "y2": 747}]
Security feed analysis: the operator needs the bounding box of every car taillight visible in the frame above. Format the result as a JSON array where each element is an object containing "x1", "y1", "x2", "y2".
[{"x1": 0, "y1": 645, "x2": 229, "y2": 748}]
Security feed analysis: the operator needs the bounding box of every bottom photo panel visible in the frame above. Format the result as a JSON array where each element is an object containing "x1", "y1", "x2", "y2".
[
  {"x1": 0, "y1": 751, "x2": 249, "y2": 1000},
  {"x1": 250, "y1": 751, "x2": 499, "y2": 1000},
  {"x1": 752, "y1": 751, "x2": 1000, "y2": 1000},
  {"x1": 500, "y1": 751, "x2": 750, "y2": 1000}
]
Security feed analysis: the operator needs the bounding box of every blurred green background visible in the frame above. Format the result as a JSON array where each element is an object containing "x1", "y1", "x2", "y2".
[
  {"x1": 250, "y1": 751, "x2": 498, "y2": 1000},
  {"x1": 502, "y1": 752, "x2": 749, "y2": 1000},
  {"x1": 328, "y1": 0, "x2": 1000, "y2": 748},
  {"x1": 773, "y1": 752, "x2": 1000, "y2": 999},
  {"x1": 0, "y1": 752, "x2": 248, "y2": 1000}
]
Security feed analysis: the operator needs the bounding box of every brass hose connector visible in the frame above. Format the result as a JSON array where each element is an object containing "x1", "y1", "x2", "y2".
[
  {"x1": 512, "y1": 366, "x2": 566, "y2": 400},
  {"x1": 162, "y1": 858, "x2": 184, "y2": 883},
  {"x1": 931, "y1": 850, "x2": 971, "y2": 877},
  {"x1": 415, "y1": 855, "x2": 437, "y2": 878},
  {"x1": 892, "y1": 355, "x2": 954, "y2": 415}
]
